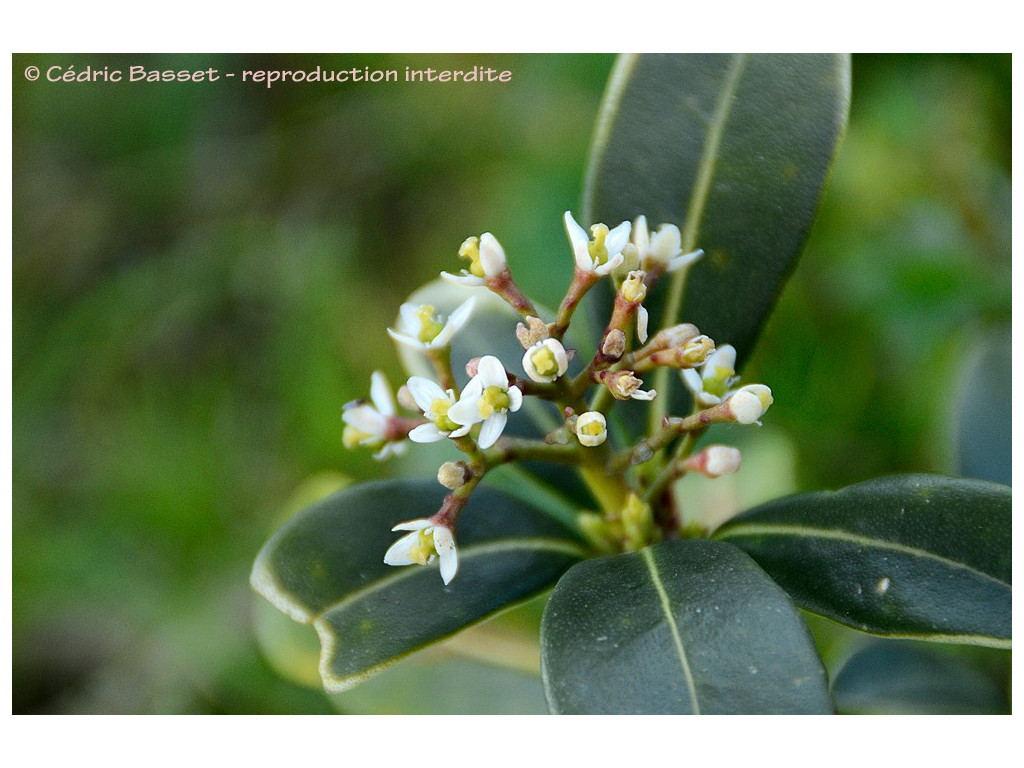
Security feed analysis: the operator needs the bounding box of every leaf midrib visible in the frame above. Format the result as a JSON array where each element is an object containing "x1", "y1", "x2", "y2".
[{"x1": 641, "y1": 547, "x2": 700, "y2": 714}]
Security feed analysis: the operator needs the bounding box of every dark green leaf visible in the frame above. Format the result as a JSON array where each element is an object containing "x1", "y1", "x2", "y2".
[
  {"x1": 831, "y1": 640, "x2": 1008, "y2": 714},
  {"x1": 584, "y1": 53, "x2": 850, "y2": 368},
  {"x1": 251, "y1": 478, "x2": 587, "y2": 691},
  {"x1": 540, "y1": 539, "x2": 833, "y2": 714},
  {"x1": 714, "y1": 474, "x2": 1011, "y2": 646}
]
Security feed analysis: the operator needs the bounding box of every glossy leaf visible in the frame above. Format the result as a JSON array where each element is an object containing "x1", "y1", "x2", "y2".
[
  {"x1": 714, "y1": 474, "x2": 1011, "y2": 646},
  {"x1": 540, "y1": 539, "x2": 833, "y2": 714},
  {"x1": 251, "y1": 478, "x2": 587, "y2": 691},
  {"x1": 584, "y1": 53, "x2": 850, "y2": 368},
  {"x1": 831, "y1": 640, "x2": 1008, "y2": 715}
]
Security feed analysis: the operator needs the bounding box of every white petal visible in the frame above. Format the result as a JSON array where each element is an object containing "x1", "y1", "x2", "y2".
[
  {"x1": 409, "y1": 423, "x2": 446, "y2": 443},
  {"x1": 506, "y1": 386, "x2": 523, "y2": 412},
  {"x1": 476, "y1": 355, "x2": 507, "y2": 389},
  {"x1": 447, "y1": 391, "x2": 482, "y2": 426},
  {"x1": 406, "y1": 376, "x2": 447, "y2": 412},
  {"x1": 449, "y1": 423, "x2": 473, "y2": 438},
  {"x1": 383, "y1": 530, "x2": 419, "y2": 565},
  {"x1": 440, "y1": 270, "x2": 485, "y2": 286},
  {"x1": 604, "y1": 220, "x2": 632, "y2": 258},
  {"x1": 681, "y1": 368, "x2": 704, "y2": 396},
  {"x1": 703, "y1": 345, "x2": 737, "y2": 382},
  {"x1": 632, "y1": 215, "x2": 650, "y2": 252},
  {"x1": 392, "y1": 519, "x2": 432, "y2": 532},
  {"x1": 477, "y1": 412, "x2": 507, "y2": 449},
  {"x1": 342, "y1": 404, "x2": 386, "y2": 435},
  {"x1": 637, "y1": 305, "x2": 649, "y2": 343},
  {"x1": 667, "y1": 248, "x2": 703, "y2": 272},
  {"x1": 369, "y1": 371, "x2": 396, "y2": 416},
  {"x1": 564, "y1": 211, "x2": 592, "y2": 271},
  {"x1": 630, "y1": 388, "x2": 657, "y2": 401},
  {"x1": 433, "y1": 527, "x2": 459, "y2": 584},
  {"x1": 649, "y1": 225, "x2": 682, "y2": 261},
  {"x1": 397, "y1": 303, "x2": 420, "y2": 333},
  {"x1": 387, "y1": 327, "x2": 427, "y2": 351},
  {"x1": 478, "y1": 233, "x2": 507, "y2": 277},
  {"x1": 433, "y1": 296, "x2": 476, "y2": 347},
  {"x1": 594, "y1": 252, "x2": 624, "y2": 276}
]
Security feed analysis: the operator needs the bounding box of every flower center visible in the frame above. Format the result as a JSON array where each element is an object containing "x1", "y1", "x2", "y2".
[
  {"x1": 704, "y1": 363, "x2": 736, "y2": 398},
  {"x1": 408, "y1": 527, "x2": 438, "y2": 565},
  {"x1": 478, "y1": 385, "x2": 510, "y2": 419},
  {"x1": 415, "y1": 305, "x2": 445, "y2": 344},
  {"x1": 587, "y1": 223, "x2": 610, "y2": 266},
  {"x1": 621, "y1": 271, "x2": 647, "y2": 303},
  {"x1": 459, "y1": 236, "x2": 486, "y2": 278},
  {"x1": 429, "y1": 397, "x2": 460, "y2": 433},
  {"x1": 529, "y1": 346, "x2": 559, "y2": 378},
  {"x1": 579, "y1": 420, "x2": 605, "y2": 437}
]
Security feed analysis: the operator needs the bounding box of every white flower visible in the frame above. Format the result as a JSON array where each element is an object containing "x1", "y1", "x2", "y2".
[
  {"x1": 342, "y1": 371, "x2": 407, "y2": 460},
  {"x1": 405, "y1": 376, "x2": 473, "y2": 442},
  {"x1": 681, "y1": 344, "x2": 740, "y2": 406},
  {"x1": 631, "y1": 215, "x2": 704, "y2": 273},
  {"x1": 441, "y1": 233, "x2": 508, "y2": 286},
  {"x1": 448, "y1": 355, "x2": 523, "y2": 449},
  {"x1": 384, "y1": 519, "x2": 458, "y2": 585},
  {"x1": 522, "y1": 338, "x2": 569, "y2": 383},
  {"x1": 602, "y1": 370, "x2": 657, "y2": 401},
  {"x1": 727, "y1": 384, "x2": 774, "y2": 426},
  {"x1": 575, "y1": 411, "x2": 607, "y2": 447},
  {"x1": 387, "y1": 297, "x2": 475, "y2": 351},
  {"x1": 564, "y1": 211, "x2": 631, "y2": 276}
]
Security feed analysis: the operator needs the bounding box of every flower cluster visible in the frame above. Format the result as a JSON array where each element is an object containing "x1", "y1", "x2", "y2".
[{"x1": 341, "y1": 212, "x2": 773, "y2": 583}]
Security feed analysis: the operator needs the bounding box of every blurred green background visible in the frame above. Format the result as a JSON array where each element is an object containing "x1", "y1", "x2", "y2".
[{"x1": 12, "y1": 53, "x2": 1010, "y2": 713}]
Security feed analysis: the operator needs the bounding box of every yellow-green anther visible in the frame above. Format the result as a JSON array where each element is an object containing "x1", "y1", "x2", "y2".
[
  {"x1": 478, "y1": 385, "x2": 511, "y2": 419},
  {"x1": 429, "y1": 397, "x2": 461, "y2": 433},
  {"x1": 588, "y1": 223, "x2": 610, "y2": 266},
  {"x1": 704, "y1": 362, "x2": 736, "y2": 397},
  {"x1": 529, "y1": 346, "x2": 560, "y2": 378},
  {"x1": 579, "y1": 420, "x2": 604, "y2": 437},
  {"x1": 408, "y1": 528, "x2": 438, "y2": 565},
  {"x1": 415, "y1": 305, "x2": 445, "y2": 343},
  {"x1": 459, "y1": 236, "x2": 486, "y2": 278}
]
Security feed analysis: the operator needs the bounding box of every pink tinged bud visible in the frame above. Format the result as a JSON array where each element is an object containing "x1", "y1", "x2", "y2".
[
  {"x1": 601, "y1": 329, "x2": 627, "y2": 360},
  {"x1": 682, "y1": 445, "x2": 742, "y2": 478}
]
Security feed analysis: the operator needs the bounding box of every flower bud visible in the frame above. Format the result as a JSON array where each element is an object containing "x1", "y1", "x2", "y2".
[
  {"x1": 647, "y1": 335, "x2": 716, "y2": 368},
  {"x1": 726, "y1": 384, "x2": 773, "y2": 425},
  {"x1": 575, "y1": 411, "x2": 608, "y2": 447},
  {"x1": 437, "y1": 461, "x2": 473, "y2": 489},
  {"x1": 645, "y1": 323, "x2": 700, "y2": 353},
  {"x1": 681, "y1": 445, "x2": 742, "y2": 478}
]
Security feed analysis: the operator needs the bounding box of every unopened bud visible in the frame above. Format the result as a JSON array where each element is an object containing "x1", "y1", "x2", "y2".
[
  {"x1": 726, "y1": 384, "x2": 773, "y2": 425},
  {"x1": 621, "y1": 493, "x2": 657, "y2": 550},
  {"x1": 515, "y1": 315, "x2": 550, "y2": 349},
  {"x1": 681, "y1": 445, "x2": 742, "y2": 478},
  {"x1": 464, "y1": 357, "x2": 481, "y2": 377},
  {"x1": 601, "y1": 329, "x2": 627, "y2": 360},
  {"x1": 437, "y1": 461, "x2": 473, "y2": 489}
]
